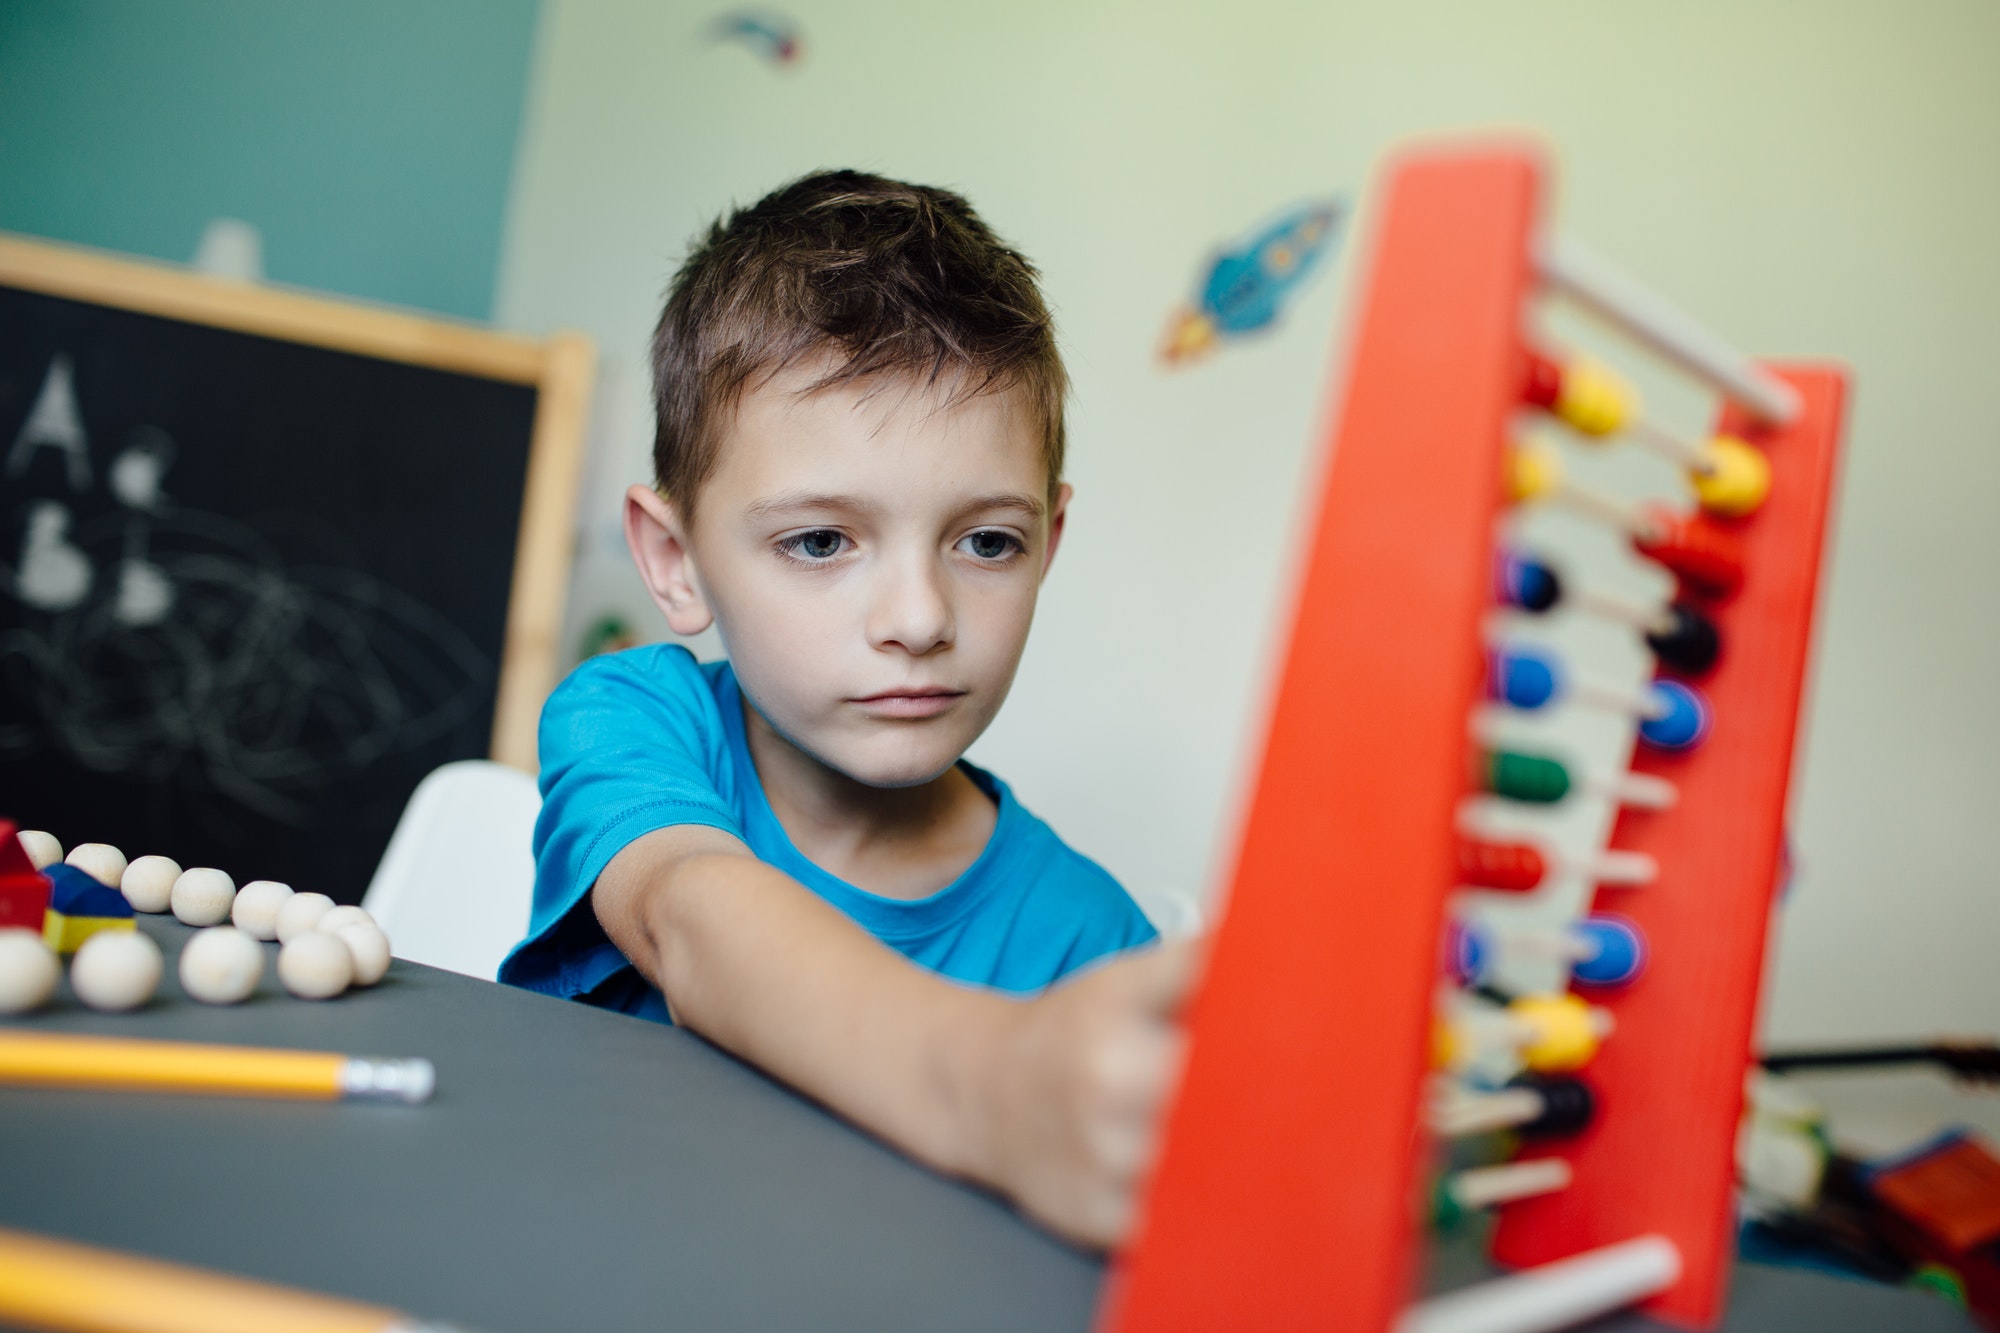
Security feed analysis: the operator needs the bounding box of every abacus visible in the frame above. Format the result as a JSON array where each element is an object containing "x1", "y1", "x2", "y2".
[{"x1": 1104, "y1": 140, "x2": 1848, "y2": 1332}]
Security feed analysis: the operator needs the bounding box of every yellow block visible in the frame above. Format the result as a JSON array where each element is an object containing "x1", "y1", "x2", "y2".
[{"x1": 43, "y1": 911, "x2": 135, "y2": 955}]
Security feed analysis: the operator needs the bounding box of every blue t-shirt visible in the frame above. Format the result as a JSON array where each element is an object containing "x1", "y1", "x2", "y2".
[{"x1": 499, "y1": 645, "x2": 1156, "y2": 1022}]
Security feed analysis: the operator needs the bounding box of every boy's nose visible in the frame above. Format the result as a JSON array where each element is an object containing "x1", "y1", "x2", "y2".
[{"x1": 867, "y1": 556, "x2": 954, "y2": 656}]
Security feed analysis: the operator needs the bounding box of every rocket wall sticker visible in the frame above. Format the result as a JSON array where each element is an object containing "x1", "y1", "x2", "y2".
[{"x1": 1159, "y1": 198, "x2": 1346, "y2": 368}]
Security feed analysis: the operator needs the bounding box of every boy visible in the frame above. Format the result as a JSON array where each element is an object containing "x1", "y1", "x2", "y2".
[{"x1": 501, "y1": 171, "x2": 1196, "y2": 1248}]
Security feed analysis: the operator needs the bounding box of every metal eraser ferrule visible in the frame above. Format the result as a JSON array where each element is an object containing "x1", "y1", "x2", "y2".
[{"x1": 339, "y1": 1056, "x2": 437, "y2": 1104}]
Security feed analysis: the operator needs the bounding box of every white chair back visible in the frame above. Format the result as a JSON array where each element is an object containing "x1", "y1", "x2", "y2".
[{"x1": 363, "y1": 760, "x2": 541, "y2": 980}]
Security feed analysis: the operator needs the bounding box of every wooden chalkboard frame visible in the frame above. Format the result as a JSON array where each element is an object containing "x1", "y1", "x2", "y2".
[{"x1": 0, "y1": 231, "x2": 593, "y2": 773}]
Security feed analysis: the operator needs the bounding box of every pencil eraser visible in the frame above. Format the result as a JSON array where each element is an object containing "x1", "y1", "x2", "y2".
[
  {"x1": 71, "y1": 930, "x2": 163, "y2": 1012},
  {"x1": 274, "y1": 892, "x2": 335, "y2": 944},
  {"x1": 0, "y1": 928, "x2": 60, "y2": 1015},
  {"x1": 179, "y1": 926, "x2": 264, "y2": 1005},
  {"x1": 66, "y1": 843, "x2": 128, "y2": 889},
  {"x1": 121, "y1": 855, "x2": 182, "y2": 914},
  {"x1": 170, "y1": 868, "x2": 236, "y2": 927},
  {"x1": 231, "y1": 881, "x2": 294, "y2": 941},
  {"x1": 278, "y1": 930, "x2": 352, "y2": 1000},
  {"x1": 17, "y1": 830, "x2": 63, "y2": 870},
  {"x1": 333, "y1": 921, "x2": 391, "y2": 987}
]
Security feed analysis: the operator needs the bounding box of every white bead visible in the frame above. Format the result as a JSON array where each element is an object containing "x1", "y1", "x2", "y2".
[
  {"x1": 274, "y1": 892, "x2": 335, "y2": 943},
  {"x1": 16, "y1": 830, "x2": 62, "y2": 870},
  {"x1": 230, "y1": 881, "x2": 295, "y2": 942},
  {"x1": 177, "y1": 926, "x2": 265, "y2": 1005},
  {"x1": 277, "y1": 930, "x2": 352, "y2": 1000},
  {"x1": 65, "y1": 843, "x2": 128, "y2": 888},
  {"x1": 316, "y1": 904, "x2": 375, "y2": 936},
  {"x1": 0, "y1": 929, "x2": 60, "y2": 1015},
  {"x1": 170, "y1": 868, "x2": 236, "y2": 927},
  {"x1": 333, "y1": 921, "x2": 391, "y2": 987},
  {"x1": 70, "y1": 931, "x2": 163, "y2": 1012},
  {"x1": 120, "y1": 855, "x2": 183, "y2": 914}
]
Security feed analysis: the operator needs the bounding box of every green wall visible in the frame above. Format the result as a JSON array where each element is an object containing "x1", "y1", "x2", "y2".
[{"x1": 0, "y1": 0, "x2": 540, "y2": 320}]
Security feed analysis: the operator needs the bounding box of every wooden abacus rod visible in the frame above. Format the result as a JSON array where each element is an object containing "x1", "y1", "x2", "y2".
[
  {"x1": 1537, "y1": 235, "x2": 1800, "y2": 427},
  {"x1": 1395, "y1": 1235, "x2": 1683, "y2": 1333}
]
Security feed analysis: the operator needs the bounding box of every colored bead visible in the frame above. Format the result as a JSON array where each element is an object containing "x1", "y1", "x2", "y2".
[
  {"x1": 1456, "y1": 836, "x2": 1546, "y2": 891},
  {"x1": 1570, "y1": 916, "x2": 1647, "y2": 987},
  {"x1": 1488, "y1": 646, "x2": 1560, "y2": 710},
  {"x1": 1633, "y1": 509, "x2": 1745, "y2": 599},
  {"x1": 1481, "y1": 749, "x2": 1571, "y2": 804},
  {"x1": 1638, "y1": 680, "x2": 1711, "y2": 751},
  {"x1": 1508, "y1": 1074, "x2": 1597, "y2": 1139},
  {"x1": 1505, "y1": 439, "x2": 1564, "y2": 504},
  {"x1": 1520, "y1": 349, "x2": 1564, "y2": 410},
  {"x1": 1511, "y1": 994, "x2": 1605, "y2": 1072},
  {"x1": 1448, "y1": 921, "x2": 1492, "y2": 985},
  {"x1": 1646, "y1": 602, "x2": 1722, "y2": 676},
  {"x1": 1432, "y1": 1017, "x2": 1465, "y2": 1070},
  {"x1": 1496, "y1": 551, "x2": 1562, "y2": 612},
  {"x1": 1689, "y1": 437, "x2": 1771, "y2": 518},
  {"x1": 1554, "y1": 355, "x2": 1636, "y2": 437}
]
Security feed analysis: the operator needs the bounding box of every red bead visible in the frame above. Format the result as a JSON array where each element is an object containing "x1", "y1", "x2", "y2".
[
  {"x1": 1455, "y1": 836, "x2": 1545, "y2": 891},
  {"x1": 1632, "y1": 507, "x2": 1746, "y2": 600},
  {"x1": 1520, "y1": 349, "x2": 1564, "y2": 410}
]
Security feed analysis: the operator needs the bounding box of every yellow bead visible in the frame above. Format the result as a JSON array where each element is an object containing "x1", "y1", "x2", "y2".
[
  {"x1": 1510, "y1": 993, "x2": 1604, "y2": 1072},
  {"x1": 1504, "y1": 438, "x2": 1564, "y2": 504},
  {"x1": 1433, "y1": 1017, "x2": 1465, "y2": 1071},
  {"x1": 1690, "y1": 436, "x2": 1772, "y2": 517},
  {"x1": 1555, "y1": 356, "x2": 1636, "y2": 437}
]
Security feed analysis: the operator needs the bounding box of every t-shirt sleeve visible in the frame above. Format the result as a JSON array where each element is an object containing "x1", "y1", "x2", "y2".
[{"x1": 497, "y1": 647, "x2": 742, "y2": 1001}]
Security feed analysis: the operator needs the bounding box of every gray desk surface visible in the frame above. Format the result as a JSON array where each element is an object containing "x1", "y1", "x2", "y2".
[{"x1": 0, "y1": 917, "x2": 1974, "y2": 1333}]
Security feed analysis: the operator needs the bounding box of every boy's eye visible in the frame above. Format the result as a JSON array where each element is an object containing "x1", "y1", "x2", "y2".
[
  {"x1": 781, "y1": 529, "x2": 849, "y2": 561},
  {"x1": 958, "y1": 530, "x2": 1022, "y2": 561}
]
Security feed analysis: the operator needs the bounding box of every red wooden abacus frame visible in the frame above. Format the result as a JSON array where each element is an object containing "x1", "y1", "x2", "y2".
[{"x1": 1099, "y1": 139, "x2": 1848, "y2": 1332}]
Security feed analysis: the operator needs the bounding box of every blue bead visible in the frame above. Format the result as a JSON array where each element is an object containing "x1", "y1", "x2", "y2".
[
  {"x1": 1638, "y1": 679, "x2": 1711, "y2": 750},
  {"x1": 1490, "y1": 646, "x2": 1560, "y2": 709},
  {"x1": 1497, "y1": 552, "x2": 1562, "y2": 612},
  {"x1": 1571, "y1": 916, "x2": 1645, "y2": 987},
  {"x1": 1449, "y1": 921, "x2": 1491, "y2": 985}
]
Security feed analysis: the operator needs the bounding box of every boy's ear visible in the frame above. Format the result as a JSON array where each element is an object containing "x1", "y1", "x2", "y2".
[
  {"x1": 624, "y1": 484, "x2": 714, "y2": 637},
  {"x1": 1040, "y1": 483, "x2": 1073, "y2": 582}
]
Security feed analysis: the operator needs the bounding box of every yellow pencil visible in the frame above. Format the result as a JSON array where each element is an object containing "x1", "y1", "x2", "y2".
[
  {"x1": 0, "y1": 1031, "x2": 433, "y2": 1103},
  {"x1": 0, "y1": 1226, "x2": 469, "y2": 1333}
]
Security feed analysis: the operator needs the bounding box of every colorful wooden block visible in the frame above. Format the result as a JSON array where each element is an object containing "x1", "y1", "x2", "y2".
[
  {"x1": 0, "y1": 819, "x2": 52, "y2": 933},
  {"x1": 42, "y1": 864, "x2": 134, "y2": 955}
]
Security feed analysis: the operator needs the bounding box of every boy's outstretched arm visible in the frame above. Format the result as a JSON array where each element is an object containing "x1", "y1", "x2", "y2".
[{"x1": 593, "y1": 823, "x2": 1197, "y2": 1248}]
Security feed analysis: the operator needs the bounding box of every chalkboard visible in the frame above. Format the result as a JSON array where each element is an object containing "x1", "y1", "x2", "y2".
[{"x1": 0, "y1": 234, "x2": 592, "y2": 904}]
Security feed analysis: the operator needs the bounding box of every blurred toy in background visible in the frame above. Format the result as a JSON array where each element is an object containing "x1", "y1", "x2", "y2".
[
  {"x1": 1157, "y1": 198, "x2": 1345, "y2": 368},
  {"x1": 578, "y1": 614, "x2": 639, "y2": 660},
  {"x1": 709, "y1": 9, "x2": 803, "y2": 66},
  {"x1": 1740, "y1": 1040, "x2": 2000, "y2": 1326}
]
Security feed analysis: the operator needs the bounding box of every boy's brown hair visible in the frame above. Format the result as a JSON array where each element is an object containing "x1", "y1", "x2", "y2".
[{"x1": 649, "y1": 170, "x2": 1067, "y2": 518}]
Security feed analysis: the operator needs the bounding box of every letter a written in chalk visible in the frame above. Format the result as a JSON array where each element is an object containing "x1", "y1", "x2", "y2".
[{"x1": 7, "y1": 354, "x2": 92, "y2": 490}]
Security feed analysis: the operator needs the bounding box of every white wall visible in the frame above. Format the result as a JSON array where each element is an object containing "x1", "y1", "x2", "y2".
[{"x1": 495, "y1": 0, "x2": 2000, "y2": 1060}]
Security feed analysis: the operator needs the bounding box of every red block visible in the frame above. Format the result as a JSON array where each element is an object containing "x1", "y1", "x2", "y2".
[{"x1": 0, "y1": 819, "x2": 52, "y2": 933}]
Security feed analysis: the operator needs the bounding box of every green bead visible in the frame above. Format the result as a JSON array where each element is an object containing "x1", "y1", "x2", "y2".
[{"x1": 1486, "y1": 750, "x2": 1571, "y2": 803}]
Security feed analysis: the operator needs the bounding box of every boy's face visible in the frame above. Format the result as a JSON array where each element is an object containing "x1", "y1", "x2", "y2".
[{"x1": 627, "y1": 364, "x2": 1067, "y2": 789}]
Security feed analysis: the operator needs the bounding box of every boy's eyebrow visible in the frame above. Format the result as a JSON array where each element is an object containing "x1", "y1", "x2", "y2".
[
  {"x1": 743, "y1": 491, "x2": 1047, "y2": 521},
  {"x1": 951, "y1": 492, "x2": 1046, "y2": 521},
  {"x1": 742, "y1": 490, "x2": 872, "y2": 520}
]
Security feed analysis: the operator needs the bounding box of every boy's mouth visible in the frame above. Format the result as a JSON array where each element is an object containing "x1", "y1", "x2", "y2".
[{"x1": 849, "y1": 687, "x2": 965, "y2": 719}]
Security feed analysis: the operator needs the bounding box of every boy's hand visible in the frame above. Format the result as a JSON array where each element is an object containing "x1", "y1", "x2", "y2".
[{"x1": 968, "y1": 938, "x2": 1202, "y2": 1250}]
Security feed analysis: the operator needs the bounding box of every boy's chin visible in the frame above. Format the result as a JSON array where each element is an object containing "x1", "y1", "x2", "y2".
[{"x1": 822, "y1": 731, "x2": 970, "y2": 791}]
